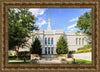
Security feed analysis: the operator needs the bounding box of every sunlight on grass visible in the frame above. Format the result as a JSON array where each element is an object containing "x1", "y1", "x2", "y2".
[{"x1": 68, "y1": 59, "x2": 92, "y2": 64}]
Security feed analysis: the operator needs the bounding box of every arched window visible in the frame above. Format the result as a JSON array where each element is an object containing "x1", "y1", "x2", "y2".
[
  {"x1": 79, "y1": 38, "x2": 81, "y2": 45},
  {"x1": 51, "y1": 38, "x2": 53, "y2": 45},
  {"x1": 48, "y1": 38, "x2": 50, "y2": 45},
  {"x1": 76, "y1": 38, "x2": 78, "y2": 45},
  {"x1": 82, "y1": 38, "x2": 84, "y2": 45},
  {"x1": 45, "y1": 38, "x2": 47, "y2": 45}
]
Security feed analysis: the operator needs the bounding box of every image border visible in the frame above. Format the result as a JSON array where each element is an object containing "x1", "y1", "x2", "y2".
[{"x1": 0, "y1": 0, "x2": 99, "y2": 72}]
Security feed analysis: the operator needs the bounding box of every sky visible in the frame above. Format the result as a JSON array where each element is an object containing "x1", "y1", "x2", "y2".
[{"x1": 29, "y1": 8, "x2": 91, "y2": 32}]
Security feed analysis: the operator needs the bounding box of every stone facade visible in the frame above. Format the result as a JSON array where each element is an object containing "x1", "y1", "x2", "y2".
[
  {"x1": 18, "y1": 15, "x2": 91, "y2": 55},
  {"x1": 32, "y1": 29, "x2": 90, "y2": 55}
]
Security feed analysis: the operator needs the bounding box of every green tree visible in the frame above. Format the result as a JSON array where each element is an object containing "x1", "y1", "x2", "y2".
[
  {"x1": 8, "y1": 8, "x2": 38, "y2": 59},
  {"x1": 75, "y1": 11, "x2": 92, "y2": 35},
  {"x1": 30, "y1": 37, "x2": 42, "y2": 55},
  {"x1": 56, "y1": 35, "x2": 68, "y2": 54}
]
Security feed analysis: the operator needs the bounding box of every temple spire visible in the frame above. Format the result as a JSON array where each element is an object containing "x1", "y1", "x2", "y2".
[{"x1": 47, "y1": 14, "x2": 51, "y2": 30}]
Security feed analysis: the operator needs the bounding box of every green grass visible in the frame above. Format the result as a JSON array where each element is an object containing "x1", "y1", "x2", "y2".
[{"x1": 68, "y1": 59, "x2": 92, "y2": 64}]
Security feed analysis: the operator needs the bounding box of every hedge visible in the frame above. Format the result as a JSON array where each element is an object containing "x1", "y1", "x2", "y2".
[
  {"x1": 77, "y1": 44, "x2": 92, "y2": 51},
  {"x1": 76, "y1": 49, "x2": 91, "y2": 53},
  {"x1": 18, "y1": 51, "x2": 30, "y2": 58}
]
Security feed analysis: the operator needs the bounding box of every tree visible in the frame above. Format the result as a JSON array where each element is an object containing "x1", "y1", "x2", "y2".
[
  {"x1": 75, "y1": 11, "x2": 92, "y2": 35},
  {"x1": 30, "y1": 37, "x2": 42, "y2": 55},
  {"x1": 8, "y1": 8, "x2": 38, "y2": 59},
  {"x1": 56, "y1": 35, "x2": 68, "y2": 54}
]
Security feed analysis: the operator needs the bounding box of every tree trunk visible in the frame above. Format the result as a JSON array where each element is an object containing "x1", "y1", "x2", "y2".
[{"x1": 16, "y1": 46, "x2": 19, "y2": 59}]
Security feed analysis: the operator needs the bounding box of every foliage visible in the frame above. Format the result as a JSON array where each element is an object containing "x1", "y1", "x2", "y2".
[
  {"x1": 30, "y1": 37, "x2": 42, "y2": 55},
  {"x1": 8, "y1": 52, "x2": 17, "y2": 56},
  {"x1": 8, "y1": 53, "x2": 12, "y2": 56},
  {"x1": 77, "y1": 44, "x2": 92, "y2": 51},
  {"x1": 68, "y1": 59, "x2": 92, "y2": 64},
  {"x1": 61, "y1": 58, "x2": 66, "y2": 61},
  {"x1": 18, "y1": 51, "x2": 30, "y2": 57},
  {"x1": 8, "y1": 8, "x2": 38, "y2": 50},
  {"x1": 56, "y1": 35, "x2": 69, "y2": 54},
  {"x1": 8, "y1": 8, "x2": 38, "y2": 58},
  {"x1": 75, "y1": 11, "x2": 92, "y2": 35},
  {"x1": 69, "y1": 50, "x2": 76, "y2": 54},
  {"x1": 76, "y1": 49, "x2": 91, "y2": 53}
]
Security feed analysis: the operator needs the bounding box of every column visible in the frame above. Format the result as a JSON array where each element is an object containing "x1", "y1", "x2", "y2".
[
  {"x1": 47, "y1": 37, "x2": 48, "y2": 45},
  {"x1": 78, "y1": 38, "x2": 79, "y2": 45}
]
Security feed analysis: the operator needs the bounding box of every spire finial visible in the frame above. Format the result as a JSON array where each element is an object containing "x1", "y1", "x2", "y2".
[
  {"x1": 49, "y1": 14, "x2": 50, "y2": 18},
  {"x1": 47, "y1": 13, "x2": 51, "y2": 30}
]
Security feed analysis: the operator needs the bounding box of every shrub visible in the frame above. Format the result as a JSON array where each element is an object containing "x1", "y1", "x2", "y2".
[
  {"x1": 77, "y1": 44, "x2": 92, "y2": 51},
  {"x1": 8, "y1": 56, "x2": 17, "y2": 58},
  {"x1": 69, "y1": 50, "x2": 76, "y2": 54},
  {"x1": 76, "y1": 49, "x2": 91, "y2": 53},
  {"x1": 61, "y1": 58, "x2": 66, "y2": 61},
  {"x1": 8, "y1": 53, "x2": 12, "y2": 56},
  {"x1": 57, "y1": 54, "x2": 66, "y2": 57},
  {"x1": 18, "y1": 51, "x2": 30, "y2": 58}
]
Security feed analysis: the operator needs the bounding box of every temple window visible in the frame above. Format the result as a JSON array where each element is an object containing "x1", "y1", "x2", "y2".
[
  {"x1": 45, "y1": 48, "x2": 47, "y2": 54},
  {"x1": 51, "y1": 38, "x2": 53, "y2": 45},
  {"x1": 79, "y1": 38, "x2": 81, "y2": 45},
  {"x1": 82, "y1": 38, "x2": 84, "y2": 45},
  {"x1": 48, "y1": 38, "x2": 50, "y2": 45},
  {"x1": 76, "y1": 38, "x2": 78, "y2": 45},
  {"x1": 48, "y1": 48, "x2": 50, "y2": 54},
  {"x1": 45, "y1": 38, "x2": 47, "y2": 45},
  {"x1": 51, "y1": 47, "x2": 53, "y2": 54}
]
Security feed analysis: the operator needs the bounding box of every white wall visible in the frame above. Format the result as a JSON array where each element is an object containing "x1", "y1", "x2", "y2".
[
  {"x1": 73, "y1": 52, "x2": 92, "y2": 61},
  {"x1": 18, "y1": 30, "x2": 90, "y2": 55}
]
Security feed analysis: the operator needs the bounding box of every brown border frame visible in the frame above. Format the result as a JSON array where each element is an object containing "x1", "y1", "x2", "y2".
[{"x1": 0, "y1": 0, "x2": 100, "y2": 72}]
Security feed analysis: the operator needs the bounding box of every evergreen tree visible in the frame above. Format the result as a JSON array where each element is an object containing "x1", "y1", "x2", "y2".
[
  {"x1": 56, "y1": 35, "x2": 68, "y2": 54},
  {"x1": 30, "y1": 37, "x2": 42, "y2": 55}
]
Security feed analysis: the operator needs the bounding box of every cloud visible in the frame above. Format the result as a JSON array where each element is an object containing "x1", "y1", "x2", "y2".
[
  {"x1": 29, "y1": 8, "x2": 47, "y2": 28},
  {"x1": 29, "y1": 8, "x2": 47, "y2": 17},
  {"x1": 69, "y1": 17, "x2": 78, "y2": 22},
  {"x1": 36, "y1": 19, "x2": 47, "y2": 28},
  {"x1": 68, "y1": 28, "x2": 75, "y2": 32},
  {"x1": 67, "y1": 23, "x2": 77, "y2": 30}
]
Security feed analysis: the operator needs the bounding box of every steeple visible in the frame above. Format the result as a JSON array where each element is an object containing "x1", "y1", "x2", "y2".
[{"x1": 47, "y1": 14, "x2": 51, "y2": 30}]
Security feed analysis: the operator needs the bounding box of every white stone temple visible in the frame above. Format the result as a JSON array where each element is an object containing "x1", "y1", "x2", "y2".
[{"x1": 18, "y1": 14, "x2": 91, "y2": 55}]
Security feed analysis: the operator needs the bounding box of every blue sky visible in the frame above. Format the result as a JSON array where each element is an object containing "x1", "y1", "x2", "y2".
[{"x1": 29, "y1": 8, "x2": 91, "y2": 32}]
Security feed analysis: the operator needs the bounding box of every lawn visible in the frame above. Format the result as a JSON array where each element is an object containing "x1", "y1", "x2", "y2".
[
  {"x1": 68, "y1": 59, "x2": 92, "y2": 64},
  {"x1": 8, "y1": 59, "x2": 92, "y2": 64}
]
